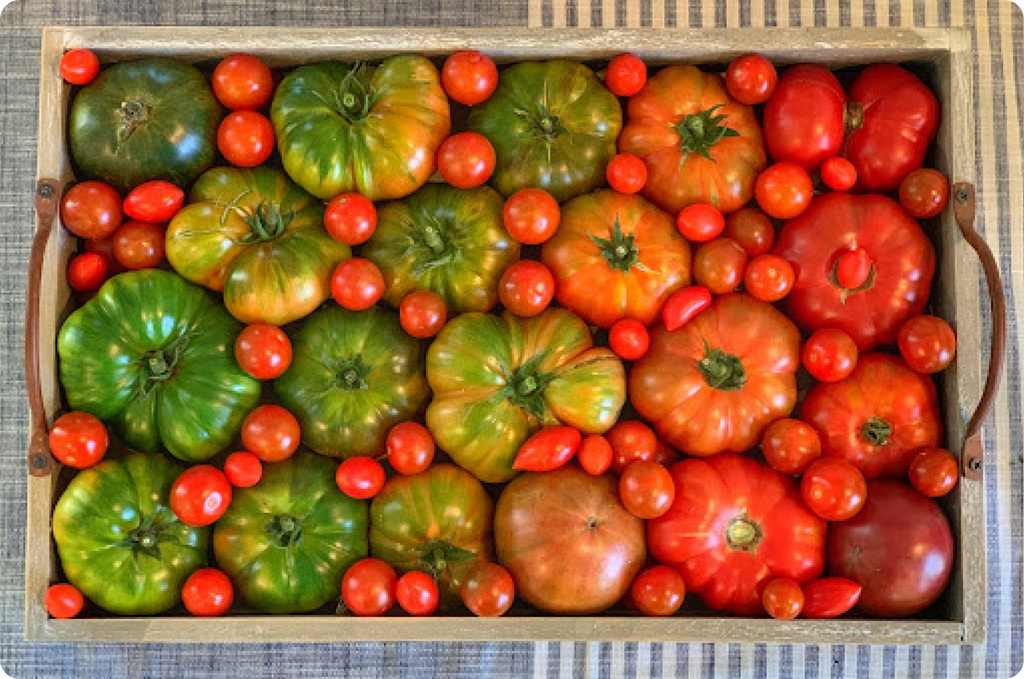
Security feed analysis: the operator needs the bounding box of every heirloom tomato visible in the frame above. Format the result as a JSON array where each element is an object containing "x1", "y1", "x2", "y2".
[{"x1": 763, "y1": 64, "x2": 845, "y2": 171}]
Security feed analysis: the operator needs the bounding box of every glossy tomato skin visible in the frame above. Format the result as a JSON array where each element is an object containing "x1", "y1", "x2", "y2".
[
  {"x1": 499, "y1": 261, "x2": 556, "y2": 317},
  {"x1": 631, "y1": 565, "x2": 685, "y2": 616},
  {"x1": 441, "y1": 51, "x2": 498, "y2": 106},
  {"x1": 744, "y1": 254, "x2": 794, "y2": 302},
  {"x1": 693, "y1": 237, "x2": 748, "y2": 295},
  {"x1": 606, "y1": 54, "x2": 647, "y2": 97},
  {"x1": 761, "y1": 418, "x2": 821, "y2": 475},
  {"x1": 801, "y1": 577, "x2": 862, "y2": 619},
  {"x1": 60, "y1": 49, "x2": 99, "y2": 85},
  {"x1": 170, "y1": 465, "x2": 233, "y2": 527},
  {"x1": 386, "y1": 422, "x2": 435, "y2": 475},
  {"x1": 908, "y1": 448, "x2": 959, "y2": 497},
  {"x1": 218, "y1": 110, "x2": 275, "y2": 168},
  {"x1": 182, "y1": 568, "x2": 234, "y2": 617},
  {"x1": 336, "y1": 457, "x2": 387, "y2": 500},
  {"x1": 123, "y1": 180, "x2": 185, "y2": 222},
  {"x1": 756, "y1": 162, "x2": 813, "y2": 220},
  {"x1": 46, "y1": 583, "x2": 85, "y2": 619},
  {"x1": 662, "y1": 286, "x2": 712, "y2": 331},
  {"x1": 513, "y1": 426, "x2": 582, "y2": 472},
  {"x1": 835, "y1": 248, "x2": 872, "y2": 290},
  {"x1": 113, "y1": 220, "x2": 165, "y2": 270},
  {"x1": 49, "y1": 411, "x2": 108, "y2": 469},
  {"x1": 606, "y1": 153, "x2": 648, "y2": 194},
  {"x1": 396, "y1": 571, "x2": 440, "y2": 616},
  {"x1": 899, "y1": 168, "x2": 950, "y2": 219},
  {"x1": 325, "y1": 193, "x2": 377, "y2": 246},
  {"x1": 609, "y1": 319, "x2": 650, "y2": 361},
  {"x1": 762, "y1": 578, "x2": 804, "y2": 620},
  {"x1": 725, "y1": 54, "x2": 777, "y2": 105},
  {"x1": 461, "y1": 562, "x2": 515, "y2": 617},
  {"x1": 212, "y1": 54, "x2": 274, "y2": 110},
  {"x1": 241, "y1": 404, "x2": 301, "y2": 463},
  {"x1": 763, "y1": 64, "x2": 846, "y2": 171},
  {"x1": 647, "y1": 454, "x2": 826, "y2": 615},
  {"x1": 437, "y1": 132, "x2": 496, "y2": 189},
  {"x1": 342, "y1": 558, "x2": 398, "y2": 617},
  {"x1": 235, "y1": 323, "x2": 293, "y2": 380},
  {"x1": 802, "y1": 328, "x2": 858, "y2": 383},
  {"x1": 724, "y1": 207, "x2": 775, "y2": 257},
  {"x1": 607, "y1": 420, "x2": 659, "y2": 475},
  {"x1": 800, "y1": 458, "x2": 867, "y2": 522},
  {"x1": 503, "y1": 189, "x2": 560, "y2": 245},
  {"x1": 61, "y1": 181, "x2": 123, "y2": 240},
  {"x1": 67, "y1": 253, "x2": 108, "y2": 293},
  {"x1": 677, "y1": 203, "x2": 725, "y2": 243},
  {"x1": 619, "y1": 461, "x2": 675, "y2": 519},
  {"x1": 898, "y1": 314, "x2": 956, "y2": 374},
  {"x1": 820, "y1": 157, "x2": 858, "y2": 192},
  {"x1": 331, "y1": 258, "x2": 386, "y2": 311},
  {"x1": 399, "y1": 290, "x2": 447, "y2": 339},
  {"x1": 578, "y1": 435, "x2": 614, "y2": 475},
  {"x1": 223, "y1": 451, "x2": 262, "y2": 488}
]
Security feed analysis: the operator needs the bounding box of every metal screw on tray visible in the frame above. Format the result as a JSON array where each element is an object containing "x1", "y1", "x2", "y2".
[
  {"x1": 956, "y1": 186, "x2": 970, "y2": 203},
  {"x1": 968, "y1": 457, "x2": 982, "y2": 472},
  {"x1": 37, "y1": 183, "x2": 54, "y2": 199},
  {"x1": 32, "y1": 453, "x2": 47, "y2": 470}
]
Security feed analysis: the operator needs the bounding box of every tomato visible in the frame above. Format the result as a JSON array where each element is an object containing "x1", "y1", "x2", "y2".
[
  {"x1": 503, "y1": 189, "x2": 560, "y2": 245},
  {"x1": 724, "y1": 206, "x2": 774, "y2": 257},
  {"x1": 744, "y1": 254, "x2": 794, "y2": 302},
  {"x1": 756, "y1": 162, "x2": 813, "y2": 220},
  {"x1": 218, "y1": 110, "x2": 275, "y2": 168},
  {"x1": 898, "y1": 314, "x2": 956, "y2": 374},
  {"x1": 908, "y1": 448, "x2": 959, "y2": 497},
  {"x1": 835, "y1": 247, "x2": 872, "y2": 290},
  {"x1": 607, "y1": 420, "x2": 659, "y2": 475},
  {"x1": 396, "y1": 571, "x2": 440, "y2": 616},
  {"x1": 609, "y1": 319, "x2": 650, "y2": 361},
  {"x1": 498, "y1": 261, "x2": 555, "y2": 318},
  {"x1": 235, "y1": 323, "x2": 292, "y2": 380},
  {"x1": 461, "y1": 562, "x2": 515, "y2": 617},
  {"x1": 653, "y1": 439, "x2": 680, "y2": 467},
  {"x1": 801, "y1": 577, "x2": 862, "y2": 619},
  {"x1": 800, "y1": 458, "x2": 867, "y2": 521},
  {"x1": 48, "y1": 411, "x2": 108, "y2": 469},
  {"x1": 83, "y1": 236, "x2": 124, "y2": 275},
  {"x1": 578, "y1": 434, "x2": 614, "y2": 475},
  {"x1": 693, "y1": 237, "x2": 748, "y2": 295},
  {"x1": 331, "y1": 258, "x2": 386, "y2": 311},
  {"x1": 170, "y1": 465, "x2": 233, "y2": 527},
  {"x1": 606, "y1": 153, "x2": 647, "y2": 194},
  {"x1": 441, "y1": 51, "x2": 498, "y2": 106},
  {"x1": 123, "y1": 180, "x2": 185, "y2": 223},
  {"x1": 605, "y1": 53, "x2": 647, "y2": 97},
  {"x1": 212, "y1": 54, "x2": 274, "y2": 110},
  {"x1": 725, "y1": 54, "x2": 777, "y2": 105},
  {"x1": 676, "y1": 203, "x2": 725, "y2": 242},
  {"x1": 60, "y1": 181, "x2": 122, "y2": 240},
  {"x1": 899, "y1": 168, "x2": 950, "y2": 219},
  {"x1": 325, "y1": 193, "x2": 377, "y2": 246},
  {"x1": 241, "y1": 404, "x2": 301, "y2": 463},
  {"x1": 437, "y1": 132, "x2": 496, "y2": 189},
  {"x1": 336, "y1": 457, "x2": 387, "y2": 500},
  {"x1": 182, "y1": 568, "x2": 234, "y2": 617},
  {"x1": 386, "y1": 422, "x2": 435, "y2": 475},
  {"x1": 763, "y1": 64, "x2": 846, "y2": 171},
  {"x1": 762, "y1": 578, "x2": 803, "y2": 620},
  {"x1": 45, "y1": 583, "x2": 85, "y2": 619},
  {"x1": 619, "y1": 461, "x2": 674, "y2": 519},
  {"x1": 513, "y1": 426, "x2": 582, "y2": 472},
  {"x1": 112, "y1": 220, "x2": 165, "y2": 270},
  {"x1": 399, "y1": 290, "x2": 448, "y2": 339},
  {"x1": 761, "y1": 418, "x2": 821, "y2": 475},
  {"x1": 341, "y1": 558, "x2": 398, "y2": 617},
  {"x1": 223, "y1": 451, "x2": 262, "y2": 488},
  {"x1": 60, "y1": 49, "x2": 100, "y2": 85},
  {"x1": 631, "y1": 565, "x2": 685, "y2": 616},
  {"x1": 67, "y1": 252, "x2": 108, "y2": 292},
  {"x1": 662, "y1": 286, "x2": 712, "y2": 331},
  {"x1": 820, "y1": 157, "x2": 857, "y2": 192},
  {"x1": 802, "y1": 328, "x2": 858, "y2": 383}
]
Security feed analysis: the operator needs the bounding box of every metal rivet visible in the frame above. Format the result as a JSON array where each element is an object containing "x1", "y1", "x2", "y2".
[
  {"x1": 956, "y1": 187, "x2": 970, "y2": 203},
  {"x1": 968, "y1": 457, "x2": 982, "y2": 471},
  {"x1": 37, "y1": 184, "x2": 54, "y2": 199},
  {"x1": 32, "y1": 454, "x2": 47, "y2": 469}
]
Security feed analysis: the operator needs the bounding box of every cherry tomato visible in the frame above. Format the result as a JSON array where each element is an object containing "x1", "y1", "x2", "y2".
[
  {"x1": 112, "y1": 220, "x2": 165, "y2": 270},
  {"x1": 605, "y1": 53, "x2": 647, "y2": 97},
  {"x1": 386, "y1": 422, "x2": 436, "y2": 475},
  {"x1": 755, "y1": 162, "x2": 814, "y2": 219},
  {"x1": 577, "y1": 434, "x2": 614, "y2": 476},
  {"x1": 899, "y1": 168, "x2": 950, "y2": 219},
  {"x1": 898, "y1": 315, "x2": 957, "y2": 374},
  {"x1": 48, "y1": 411, "x2": 108, "y2": 469},
  {"x1": 725, "y1": 54, "x2": 778, "y2": 105},
  {"x1": 820, "y1": 157, "x2": 858, "y2": 192},
  {"x1": 182, "y1": 568, "x2": 234, "y2": 617},
  {"x1": 662, "y1": 286, "x2": 712, "y2": 331},
  {"x1": 400, "y1": 290, "x2": 448, "y2": 339},
  {"x1": 396, "y1": 571, "x2": 440, "y2": 616},
  {"x1": 437, "y1": 132, "x2": 496, "y2": 189},
  {"x1": 45, "y1": 583, "x2": 85, "y2": 619},
  {"x1": 744, "y1": 254, "x2": 794, "y2": 302},
  {"x1": 909, "y1": 448, "x2": 959, "y2": 498},
  {"x1": 762, "y1": 578, "x2": 804, "y2": 620},
  {"x1": 441, "y1": 51, "x2": 499, "y2": 106},
  {"x1": 630, "y1": 565, "x2": 685, "y2": 617},
  {"x1": 60, "y1": 181, "x2": 122, "y2": 240},
  {"x1": 607, "y1": 420, "x2": 658, "y2": 475},
  {"x1": 241, "y1": 404, "x2": 300, "y2": 462},
  {"x1": 835, "y1": 247, "x2": 872, "y2": 290},
  {"x1": 325, "y1": 193, "x2": 377, "y2": 246},
  {"x1": 800, "y1": 458, "x2": 867, "y2": 522},
  {"x1": 693, "y1": 237, "x2": 748, "y2": 295},
  {"x1": 67, "y1": 252, "x2": 108, "y2": 292},
  {"x1": 170, "y1": 465, "x2": 232, "y2": 527},
  {"x1": 123, "y1": 181, "x2": 185, "y2": 223},
  {"x1": 502, "y1": 188, "x2": 560, "y2": 245},
  {"x1": 513, "y1": 426, "x2": 581, "y2": 472},
  {"x1": 609, "y1": 318, "x2": 650, "y2": 361},
  {"x1": 336, "y1": 457, "x2": 387, "y2": 500},
  {"x1": 331, "y1": 258, "x2": 385, "y2": 311},
  {"x1": 212, "y1": 54, "x2": 274, "y2": 110},
  {"x1": 342, "y1": 558, "x2": 398, "y2": 617},
  {"x1": 619, "y1": 460, "x2": 674, "y2": 519},
  {"x1": 223, "y1": 451, "x2": 263, "y2": 488},
  {"x1": 801, "y1": 577, "x2": 862, "y2": 619},
  {"x1": 606, "y1": 153, "x2": 647, "y2": 194},
  {"x1": 60, "y1": 48, "x2": 100, "y2": 85},
  {"x1": 84, "y1": 236, "x2": 124, "y2": 275},
  {"x1": 218, "y1": 110, "x2": 275, "y2": 167},
  {"x1": 761, "y1": 418, "x2": 822, "y2": 475},
  {"x1": 676, "y1": 203, "x2": 725, "y2": 243},
  {"x1": 802, "y1": 328, "x2": 858, "y2": 383},
  {"x1": 499, "y1": 260, "x2": 555, "y2": 317},
  {"x1": 234, "y1": 323, "x2": 292, "y2": 380},
  {"x1": 723, "y1": 206, "x2": 775, "y2": 257},
  {"x1": 461, "y1": 562, "x2": 515, "y2": 617}
]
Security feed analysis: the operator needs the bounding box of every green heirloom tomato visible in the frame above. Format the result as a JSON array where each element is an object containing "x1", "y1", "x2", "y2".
[
  {"x1": 275, "y1": 305, "x2": 430, "y2": 458},
  {"x1": 214, "y1": 451, "x2": 368, "y2": 614},
  {"x1": 362, "y1": 184, "x2": 520, "y2": 313},
  {"x1": 57, "y1": 270, "x2": 261, "y2": 462},
  {"x1": 427, "y1": 308, "x2": 626, "y2": 483},
  {"x1": 467, "y1": 60, "x2": 622, "y2": 203},
  {"x1": 271, "y1": 57, "x2": 451, "y2": 201},
  {"x1": 68, "y1": 58, "x2": 220, "y2": 193},
  {"x1": 166, "y1": 166, "x2": 350, "y2": 326},
  {"x1": 53, "y1": 453, "x2": 210, "y2": 615}
]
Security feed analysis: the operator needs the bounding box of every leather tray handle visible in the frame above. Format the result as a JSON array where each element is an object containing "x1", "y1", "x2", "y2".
[
  {"x1": 25, "y1": 178, "x2": 60, "y2": 477},
  {"x1": 953, "y1": 182, "x2": 1006, "y2": 481}
]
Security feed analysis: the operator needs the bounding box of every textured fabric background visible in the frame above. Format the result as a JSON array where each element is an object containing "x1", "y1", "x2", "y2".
[{"x1": 0, "y1": 1, "x2": 1021, "y2": 677}]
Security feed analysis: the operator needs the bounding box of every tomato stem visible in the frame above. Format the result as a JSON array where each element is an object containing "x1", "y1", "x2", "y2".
[
  {"x1": 698, "y1": 340, "x2": 747, "y2": 391},
  {"x1": 117, "y1": 100, "x2": 152, "y2": 143},
  {"x1": 675, "y1": 104, "x2": 740, "y2": 161},
  {"x1": 725, "y1": 515, "x2": 763, "y2": 552},
  {"x1": 589, "y1": 217, "x2": 640, "y2": 273},
  {"x1": 334, "y1": 356, "x2": 371, "y2": 391},
  {"x1": 266, "y1": 514, "x2": 304, "y2": 548},
  {"x1": 861, "y1": 417, "x2": 893, "y2": 446}
]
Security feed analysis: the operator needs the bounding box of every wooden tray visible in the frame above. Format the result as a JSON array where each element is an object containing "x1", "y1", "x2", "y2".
[{"x1": 24, "y1": 26, "x2": 1005, "y2": 644}]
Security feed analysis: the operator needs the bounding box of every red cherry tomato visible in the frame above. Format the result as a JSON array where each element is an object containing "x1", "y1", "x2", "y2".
[
  {"x1": 693, "y1": 237, "x2": 748, "y2": 295},
  {"x1": 800, "y1": 458, "x2": 867, "y2": 522},
  {"x1": 400, "y1": 290, "x2": 448, "y2": 339},
  {"x1": 441, "y1": 51, "x2": 499, "y2": 106},
  {"x1": 437, "y1": 132, "x2": 496, "y2": 189},
  {"x1": 342, "y1": 558, "x2": 398, "y2": 617},
  {"x1": 820, "y1": 157, "x2": 858, "y2": 192},
  {"x1": 61, "y1": 181, "x2": 122, "y2": 240},
  {"x1": 241, "y1": 404, "x2": 300, "y2": 462},
  {"x1": 325, "y1": 193, "x2": 377, "y2": 246},
  {"x1": 502, "y1": 189, "x2": 560, "y2": 245},
  {"x1": 67, "y1": 252, "x2": 108, "y2": 292},
  {"x1": 609, "y1": 318, "x2": 650, "y2": 360},
  {"x1": 723, "y1": 207, "x2": 775, "y2": 257},
  {"x1": 60, "y1": 49, "x2": 100, "y2": 85},
  {"x1": 662, "y1": 286, "x2": 712, "y2": 331},
  {"x1": 386, "y1": 422, "x2": 436, "y2": 475},
  {"x1": 112, "y1": 220, "x2": 166, "y2": 270},
  {"x1": 499, "y1": 260, "x2": 555, "y2": 317},
  {"x1": 182, "y1": 568, "x2": 235, "y2": 617},
  {"x1": 744, "y1": 254, "x2": 794, "y2": 302},
  {"x1": 235, "y1": 323, "x2": 292, "y2": 380},
  {"x1": 801, "y1": 577, "x2": 862, "y2": 619},
  {"x1": 909, "y1": 448, "x2": 959, "y2": 498},
  {"x1": 897, "y1": 315, "x2": 957, "y2": 374},
  {"x1": 396, "y1": 571, "x2": 440, "y2": 616},
  {"x1": 331, "y1": 258, "x2": 385, "y2": 311},
  {"x1": 802, "y1": 328, "x2": 859, "y2": 383},
  {"x1": 606, "y1": 153, "x2": 647, "y2": 194},
  {"x1": 605, "y1": 54, "x2": 647, "y2": 97},
  {"x1": 761, "y1": 418, "x2": 822, "y2": 475},
  {"x1": 170, "y1": 465, "x2": 232, "y2": 527},
  {"x1": 336, "y1": 457, "x2": 387, "y2": 500},
  {"x1": 123, "y1": 181, "x2": 185, "y2": 223},
  {"x1": 762, "y1": 578, "x2": 804, "y2": 620},
  {"x1": 223, "y1": 451, "x2": 263, "y2": 488},
  {"x1": 676, "y1": 203, "x2": 725, "y2": 242},
  {"x1": 461, "y1": 562, "x2": 515, "y2": 617},
  {"x1": 83, "y1": 236, "x2": 124, "y2": 275},
  {"x1": 756, "y1": 162, "x2": 813, "y2": 219},
  {"x1": 607, "y1": 420, "x2": 659, "y2": 475},
  {"x1": 725, "y1": 54, "x2": 778, "y2": 105},
  {"x1": 630, "y1": 565, "x2": 685, "y2": 616},
  {"x1": 513, "y1": 426, "x2": 581, "y2": 472},
  {"x1": 45, "y1": 583, "x2": 85, "y2": 619},
  {"x1": 619, "y1": 460, "x2": 675, "y2": 519},
  {"x1": 899, "y1": 168, "x2": 950, "y2": 219},
  {"x1": 212, "y1": 54, "x2": 274, "y2": 110},
  {"x1": 218, "y1": 110, "x2": 275, "y2": 167},
  {"x1": 835, "y1": 247, "x2": 872, "y2": 290},
  {"x1": 48, "y1": 411, "x2": 108, "y2": 469},
  {"x1": 577, "y1": 434, "x2": 614, "y2": 475}
]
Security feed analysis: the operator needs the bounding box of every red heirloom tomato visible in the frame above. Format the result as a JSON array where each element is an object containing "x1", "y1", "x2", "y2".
[
  {"x1": 605, "y1": 54, "x2": 647, "y2": 97},
  {"x1": 609, "y1": 319, "x2": 650, "y2": 361},
  {"x1": 60, "y1": 49, "x2": 100, "y2": 85},
  {"x1": 512, "y1": 426, "x2": 582, "y2": 472},
  {"x1": 755, "y1": 162, "x2": 813, "y2": 220},
  {"x1": 61, "y1": 181, "x2": 122, "y2": 240},
  {"x1": 170, "y1": 465, "x2": 232, "y2": 527},
  {"x1": 619, "y1": 461, "x2": 675, "y2": 519},
  {"x1": 801, "y1": 577, "x2": 862, "y2": 619},
  {"x1": 442, "y1": 51, "x2": 499, "y2": 106},
  {"x1": 606, "y1": 153, "x2": 647, "y2": 194},
  {"x1": 112, "y1": 220, "x2": 166, "y2": 270},
  {"x1": 578, "y1": 434, "x2": 614, "y2": 475},
  {"x1": 386, "y1": 422, "x2": 435, "y2": 475},
  {"x1": 46, "y1": 583, "x2": 85, "y2": 619},
  {"x1": 223, "y1": 451, "x2": 262, "y2": 488},
  {"x1": 843, "y1": 64, "x2": 940, "y2": 191},
  {"x1": 241, "y1": 404, "x2": 301, "y2": 463},
  {"x1": 607, "y1": 420, "x2": 659, "y2": 475},
  {"x1": 331, "y1": 258, "x2": 386, "y2": 311},
  {"x1": 123, "y1": 180, "x2": 185, "y2": 222},
  {"x1": 800, "y1": 353, "x2": 942, "y2": 479},
  {"x1": 399, "y1": 290, "x2": 448, "y2": 338},
  {"x1": 773, "y1": 192, "x2": 935, "y2": 351},
  {"x1": 647, "y1": 454, "x2": 826, "y2": 615},
  {"x1": 899, "y1": 168, "x2": 950, "y2": 219},
  {"x1": 49, "y1": 411, "x2": 108, "y2": 469},
  {"x1": 676, "y1": 203, "x2": 725, "y2": 243},
  {"x1": 461, "y1": 562, "x2": 515, "y2": 617},
  {"x1": 693, "y1": 237, "x2": 748, "y2": 295},
  {"x1": 763, "y1": 64, "x2": 846, "y2": 171},
  {"x1": 325, "y1": 193, "x2": 377, "y2": 246},
  {"x1": 67, "y1": 253, "x2": 108, "y2": 293},
  {"x1": 725, "y1": 54, "x2": 778, "y2": 105},
  {"x1": 898, "y1": 314, "x2": 956, "y2": 374},
  {"x1": 235, "y1": 323, "x2": 292, "y2": 380},
  {"x1": 820, "y1": 157, "x2": 858, "y2": 192},
  {"x1": 724, "y1": 206, "x2": 775, "y2": 257},
  {"x1": 396, "y1": 571, "x2": 440, "y2": 616},
  {"x1": 218, "y1": 111, "x2": 275, "y2": 167},
  {"x1": 801, "y1": 328, "x2": 858, "y2": 383},
  {"x1": 336, "y1": 457, "x2": 386, "y2": 499},
  {"x1": 761, "y1": 418, "x2": 821, "y2": 476},
  {"x1": 762, "y1": 578, "x2": 804, "y2": 620},
  {"x1": 342, "y1": 558, "x2": 398, "y2": 617},
  {"x1": 800, "y1": 458, "x2": 867, "y2": 521},
  {"x1": 498, "y1": 260, "x2": 555, "y2": 317},
  {"x1": 908, "y1": 447, "x2": 959, "y2": 497},
  {"x1": 744, "y1": 254, "x2": 794, "y2": 303},
  {"x1": 631, "y1": 565, "x2": 685, "y2": 616},
  {"x1": 503, "y1": 188, "x2": 560, "y2": 245},
  {"x1": 182, "y1": 568, "x2": 235, "y2": 617},
  {"x1": 212, "y1": 54, "x2": 274, "y2": 110},
  {"x1": 437, "y1": 132, "x2": 496, "y2": 189}
]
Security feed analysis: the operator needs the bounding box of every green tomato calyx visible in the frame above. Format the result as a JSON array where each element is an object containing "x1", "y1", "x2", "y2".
[
  {"x1": 861, "y1": 417, "x2": 893, "y2": 446},
  {"x1": 725, "y1": 514, "x2": 763, "y2": 553},
  {"x1": 417, "y1": 539, "x2": 479, "y2": 580},
  {"x1": 128, "y1": 509, "x2": 171, "y2": 556},
  {"x1": 117, "y1": 99, "x2": 152, "y2": 143},
  {"x1": 266, "y1": 514, "x2": 304, "y2": 548},
  {"x1": 335, "y1": 63, "x2": 375, "y2": 124},
  {"x1": 140, "y1": 335, "x2": 190, "y2": 396},
  {"x1": 242, "y1": 202, "x2": 292, "y2": 243},
  {"x1": 502, "y1": 352, "x2": 557, "y2": 419},
  {"x1": 698, "y1": 339, "x2": 746, "y2": 391},
  {"x1": 590, "y1": 217, "x2": 640, "y2": 273},
  {"x1": 676, "y1": 104, "x2": 740, "y2": 161},
  {"x1": 334, "y1": 355, "x2": 371, "y2": 391}
]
